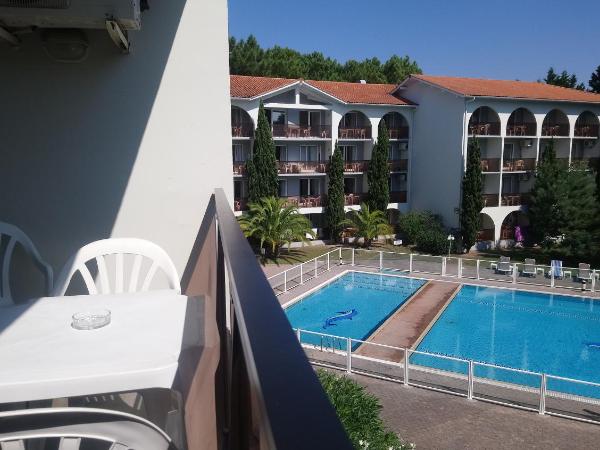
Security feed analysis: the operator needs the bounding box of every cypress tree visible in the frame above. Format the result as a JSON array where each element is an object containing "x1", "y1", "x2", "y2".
[
  {"x1": 367, "y1": 120, "x2": 390, "y2": 211},
  {"x1": 529, "y1": 139, "x2": 568, "y2": 246},
  {"x1": 460, "y1": 139, "x2": 484, "y2": 251},
  {"x1": 324, "y1": 142, "x2": 345, "y2": 240},
  {"x1": 247, "y1": 101, "x2": 279, "y2": 203}
]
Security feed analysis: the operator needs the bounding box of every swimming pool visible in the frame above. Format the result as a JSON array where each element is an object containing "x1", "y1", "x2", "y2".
[
  {"x1": 413, "y1": 285, "x2": 600, "y2": 398},
  {"x1": 285, "y1": 272, "x2": 425, "y2": 346}
]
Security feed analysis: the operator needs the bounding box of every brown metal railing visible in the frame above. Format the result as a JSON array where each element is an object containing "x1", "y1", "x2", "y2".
[
  {"x1": 389, "y1": 159, "x2": 408, "y2": 171},
  {"x1": 503, "y1": 158, "x2": 536, "y2": 171},
  {"x1": 541, "y1": 124, "x2": 569, "y2": 137},
  {"x1": 231, "y1": 123, "x2": 254, "y2": 138},
  {"x1": 507, "y1": 123, "x2": 537, "y2": 136},
  {"x1": 338, "y1": 127, "x2": 372, "y2": 139},
  {"x1": 232, "y1": 163, "x2": 246, "y2": 175},
  {"x1": 480, "y1": 158, "x2": 501, "y2": 172},
  {"x1": 389, "y1": 191, "x2": 407, "y2": 203},
  {"x1": 388, "y1": 127, "x2": 409, "y2": 139},
  {"x1": 344, "y1": 193, "x2": 366, "y2": 206},
  {"x1": 574, "y1": 124, "x2": 600, "y2": 138},
  {"x1": 343, "y1": 160, "x2": 368, "y2": 172},
  {"x1": 278, "y1": 161, "x2": 327, "y2": 174},
  {"x1": 571, "y1": 157, "x2": 600, "y2": 169},
  {"x1": 469, "y1": 122, "x2": 501, "y2": 136},
  {"x1": 501, "y1": 193, "x2": 530, "y2": 206},
  {"x1": 282, "y1": 195, "x2": 323, "y2": 208},
  {"x1": 272, "y1": 124, "x2": 331, "y2": 138},
  {"x1": 482, "y1": 194, "x2": 499, "y2": 207}
]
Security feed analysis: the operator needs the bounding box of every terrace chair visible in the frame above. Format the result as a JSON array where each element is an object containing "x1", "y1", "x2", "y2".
[
  {"x1": 0, "y1": 407, "x2": 173, "y2": 450},
  {"x1": 547, "y1": 260, "x2": 564, "y2": 279},
  {"x1": 577, "y1": 263, "x2": 593, "y2": 283},
  {"x1": 521, "y1": 258, "x2": 536, "y2": 277},
  {"x1": 0, "y1": 221, "x2": 53, "y2": 306},
  {"x1": 496, "y1": 256, "x2": 513, "y2": 275},
  {"x1": 52, "y1": 238, "x2": 180, "y2": 296}
]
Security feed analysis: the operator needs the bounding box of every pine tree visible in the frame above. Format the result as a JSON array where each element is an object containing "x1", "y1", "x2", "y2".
[
  {"x1": 367, "y1": 121, "x2": 390, "y2": 211},
  {"x1": 589, "y1": 65, "x2": 600, "y2": 94},
  {"x1": 247, "y1": 101, "x2": 279, "y2": 203},
  {"x1": 459, "y1": 139, "x2": 484, "y2": 251},
  {"x1": 528, "y1": 140, "x2": 568, "y2": 246},
  {"x1": 324, "y1": 142, "x2": 345, "y2": 240}
]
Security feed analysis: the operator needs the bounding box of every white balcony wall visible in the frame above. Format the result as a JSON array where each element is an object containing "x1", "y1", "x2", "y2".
[{"x1": 0, "y1": 0, "x2": 231, "y2": 279}]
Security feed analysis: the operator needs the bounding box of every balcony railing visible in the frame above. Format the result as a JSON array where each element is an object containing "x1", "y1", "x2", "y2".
[
  {"x1": 482, "y1": 194, "x2": 499, "y2": 207},
  {"x1": 480, "y1": 158, "x2": 501, "y2": 172},
  {"x1": 272, "y1": 124, "x2": 331, "y2": 139},
  {"x1": 389, "y1": 159, "x2": 408, "y2": 171},
  {"x1": 571, "y1": 156, "x2": 600, "y2": 169},
  {"x1": 343, "y1": 160, "x2": 368, "y2": 172},
  {"x1": 469, "y1": 122, "x2": 501, "y2": 136},
  {"x1": 503, "y1": 158, "x2": 536, "y2": 172},
  {"x1": 389, "y1": 191, "x2": 407, "y2": 203},
  {"x1": 574, "y1": 124, "x2": 599, "y2": 138},
  {"x1": 231, "y1": 122, "x2": 254, "y2": 138},
  {"x1": 278, "y1": 161, "x2": 327, "y2": 174},
  {"x1": 388, "y1": 126, "x2": 409, "y2": 139},
  {"x1": 477, "y1": 228, "x2": 495, "y2": 241},
  {"x1": 507, "y1": 123, "x2": 536, "y2": 136},
  {"x1": 501, "y1": 193, "x2": 530, "y2": 206},
  {"x1": 344, "y1": 193, "x2": 366, "y2": 206},
  {"x1": 234, "y1": 197, "x2": 248, "y2": 211},
  {"x1": 283, "y1": 195, "x2": 323, "y2": 208},
  {"x1": 338, "y1": 127, "x2": 372, "y2": 140},
  {"x1": 542, "y1": 124, "x2": 569, "y2": 137},
  {"x1": 233, "y1": 162, "x2": 246, "y2": 175},
  {"x1": 190, "y1": 189, "x2": 352, "y2": 449}
]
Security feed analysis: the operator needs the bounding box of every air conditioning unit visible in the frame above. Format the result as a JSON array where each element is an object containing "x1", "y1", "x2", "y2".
[
  {"x1": 0, "y1": 0, "x2": 141, "y2": 30},
  {"x1": 521, "y1": 139, "x2": 533, "y2": 148},
  {"x1": 584, "y1": 140, "x2": 595, "y2": 149}
]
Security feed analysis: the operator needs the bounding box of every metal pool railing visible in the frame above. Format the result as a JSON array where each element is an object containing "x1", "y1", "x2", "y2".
[
  {"x1": 293, "y1": 328, "x2": 600, "y2": 426},
  {"x1": 268, "y1": 247, "x2": 599, "y2": 296}
]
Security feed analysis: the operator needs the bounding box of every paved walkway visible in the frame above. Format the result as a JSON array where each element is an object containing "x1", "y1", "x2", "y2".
[
  {"x1": 355, "y1": 281, "x2": 459, "y2": 362},
  {"x1": 349, "y1": 370, "x2": 600, "y2": 450}
]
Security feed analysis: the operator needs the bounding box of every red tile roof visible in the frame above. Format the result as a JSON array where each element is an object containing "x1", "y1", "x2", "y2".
[
  {"x1": 230, "y1": 75, "x2": 413, "y2": 105},
  {"x1": 410, "y1": 74, "x2": 600, "y2": 103},
  {"x1": 230, "y1": 75, "x2": 297, "y2": 98}
]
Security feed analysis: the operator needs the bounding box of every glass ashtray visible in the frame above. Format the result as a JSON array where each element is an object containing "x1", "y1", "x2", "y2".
[{"x1": 72, "y1": 309, "x2": 111, "y2": 330}]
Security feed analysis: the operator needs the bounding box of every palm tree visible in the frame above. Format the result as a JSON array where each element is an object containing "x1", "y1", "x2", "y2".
[
  {"x1": 341, "y1": 203, "x2": 393, "y2": 248},
  {"x1": 238, "y1": 197, "x2": 315, "y2": 257}
]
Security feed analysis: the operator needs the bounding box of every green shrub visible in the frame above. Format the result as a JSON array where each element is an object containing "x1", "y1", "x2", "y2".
[
  {"x1": 317, "y1": 369, "x2": 414, "y2": 450},
  {"x1": 397, "y1": 211, "x2": 448, "y2": 255}
]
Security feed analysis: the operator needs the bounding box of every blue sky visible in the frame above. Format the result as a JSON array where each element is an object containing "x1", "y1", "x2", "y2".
[{"x1": 228, "y1": 0, "x2": 599, "y2": 84}]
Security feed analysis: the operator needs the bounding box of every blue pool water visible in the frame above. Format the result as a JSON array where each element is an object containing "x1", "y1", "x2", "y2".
[
  {"x1": 285, "y1": 272, "x2": 425, "y2": 348},
  {"x1": 413, "y1": 285, "x2": 600, "y2": 398}
]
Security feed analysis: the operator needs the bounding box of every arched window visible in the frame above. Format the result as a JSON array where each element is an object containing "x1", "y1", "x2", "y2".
[
  {"x1": 469, "y1": 106, "x2": 500, "y2": 136},
  {"x1": 381, "y1": 112, "x2": 409, "y2": 139},
  {"x1": 338, "y1": 111, "x2": 371, "y2": 139},
  {"x1": 507, "y1": 108, "x2": 536, "y2": 136},
  {"x1": 541, "y1": 109, "x2": 569, "y2": 137}
]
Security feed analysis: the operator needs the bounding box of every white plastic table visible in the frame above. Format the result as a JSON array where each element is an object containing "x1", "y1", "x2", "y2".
[{"x1": 0, "y1": 290, "x2": 195, "y2": 403}]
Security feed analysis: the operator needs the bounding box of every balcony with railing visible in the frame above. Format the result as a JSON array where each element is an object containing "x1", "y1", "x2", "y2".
[
  {"x1": 231, "y1": 122, "x2": 254, "y2": 139},
  {"x1": 343, "y1": 160, "x2": 369, "y2": 173},
  {"x1": 507, "y1": 108, "x2": 537, "y2": 137},
  {"x1": 272, "y1": 124, "x2": 331, "y2": 139},
  {"x1": 283, "y1": 195, "x2": 323, "y2": 208},
  {"x1": 344, "y1": 192, "x2": 367, "y2": 206},
  {"x1": 278, "y1": 161, "x2": 327, "y2": 174},
  {"x1": 541, "y1": 123, "x2": 569, "y2": 137},
  {"x1": 501, "y1": 192, "x2": 530, "y2": 206},
  {"x1": 469, "y1": 106, "x2": 501, "y2": 136},
  {"x1": 571, "y1": 156, "x2": 600, "y2": 170},
  {"x1": 574, "y1": 124, "x2": 600, "y2": 138},
  {"x1": 502, "y1": 158, "x2": 536, "y2": 172},
  {"x1": 338, "y1": 126, "x2": 372, "y2": 140},
  {"x1": 507, "y1": 123, "x2": 537, "y2": 137},
  {"x1": 481, "y1": 158, "x2": 501, "y2": 172},
  {"x1": 389, "y1": 191, "x2": 407, "y2": 203},
  {"x1": 482, "y1": 194, "x2": 499, "y2": 207},
  {"x1": 389, "y1": 159, "x2": 408, "y2": 172},
  {"x1": 388, "y1": 126, "x2": 409, "y2": 140},
  {"x1": 233, "y1": 162, "x2": 246, "y2": 175}
]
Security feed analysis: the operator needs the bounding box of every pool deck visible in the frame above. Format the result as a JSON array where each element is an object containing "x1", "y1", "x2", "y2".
[{"x1": 354, "y1": 281, "x2": 460, "y2": 361}]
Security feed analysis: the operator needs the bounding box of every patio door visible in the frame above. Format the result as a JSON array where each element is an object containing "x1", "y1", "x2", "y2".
[
  {"x1": 275, "y1": 145, "x2": 287, "y2": 161},
  {"x1": 343, "y1": 177, "x2": 356, "y2": 194},
  {"x1": 232, "y1": 143, "x2": 247, "y2": 162},
  {"x1": 299, "y1": 110, "x2": 321, "y2": 127},
  {"x1": 300, "y1": 178, "x2": 321, "y2": 196},
  {"x1": 279, "y1": 179, "x2": 288, "y2": 197},
  {"x1": 503, "y1": 142, "x2": 517, "y2": 161},
  {"x1": 502, "y1": 174, "x2": 520, "y2": 194},
  {"x1": 341, "y1": 145, "x2": 356, "y2": 161},
  {"x1": 300, "y1": 145, "x2": 320, "y2": 161}
]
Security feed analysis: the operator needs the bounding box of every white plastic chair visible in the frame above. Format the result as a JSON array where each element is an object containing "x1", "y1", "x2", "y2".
[
  {"x1": 0, "y1": 407, "x2": 173, "y2": 450},
  {"x1": 0, "y1": 222, "x2": 53, "y2": 306},
  {"x1": 53, "y1": 238, "x2": 180, "y2": 296}
]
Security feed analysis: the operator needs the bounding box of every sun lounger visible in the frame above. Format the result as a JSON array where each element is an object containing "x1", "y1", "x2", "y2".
[
  {"x1": 577, "y1": 263, "x2": 593, "y2": 282},
  {"x1": 496, "y1": 256, "x2": 513, "y2": 274},
  {"x1": 548, "y1": 260, "x2": 564, "y2": 279},
  {"x1": 521, "y1": 258, "x2": 536, "y2": 277}
]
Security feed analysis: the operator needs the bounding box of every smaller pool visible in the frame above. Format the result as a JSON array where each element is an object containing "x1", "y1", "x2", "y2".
[{"x1": 285, "y1": 272, "x2": 425, "y2": 346}]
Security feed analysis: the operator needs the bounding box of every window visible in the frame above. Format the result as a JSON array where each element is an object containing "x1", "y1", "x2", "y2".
[
  {"x1": 390, "y1": 173, "x2": 407, "y2": 191},
  {"x1": 299, "y1": 110, "x2": 321, "y2": 127},
  {"x1": 300, "y1": 145, "x2": 320, "y2": 161},
  {"x1": 279, "y1": 179, "x2": 288, "y2": 197},
  {"x1": 232, "y1": 144, "x2": 247, "y2": 162},
  {"x1": 503, "y1": 143, "x2": 519, "y2": 161},
  {"x1": 300, "y1": 179, "x2": 321, "y2": 196},
  {"x1": 389, "y1": 142, "x2": 402, "y2": 160},
  {"x1": 344, "y1": 177, "x2": 356, "y2": 194},
  {"x1": 270, "y1": 110, "x2": 286, "y2": 125},
  {"x1": 341, "y1": 112, "x2": 360, "y2": 128},
  {"x1": 502, "y1": 175, "x2": 519, "y2": 194},
  {"x1": 275, "y1": 145, "x2": 287, "y2": 161},
  {"x1": 340, "y1": 145, "x2": 356, "y2": 161},
  {"x1": 234, "y1": 179, "x2": 246, "y2": 198}
]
